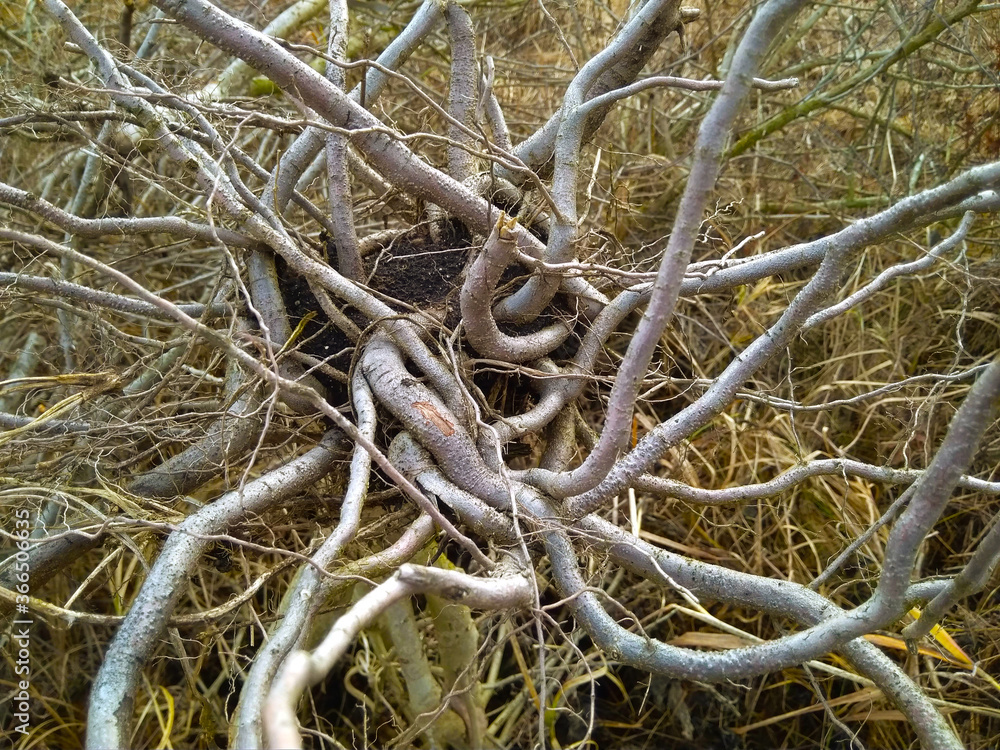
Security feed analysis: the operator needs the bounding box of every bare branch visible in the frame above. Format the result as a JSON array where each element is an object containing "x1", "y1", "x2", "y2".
[
  {"x1": 86, "y1": 432, "x2": 344, "y2": 750},
  {"x1": 532, "y1": 0, "x2": 811, "y2": 500},
  {"x1": 264, "y1": 562, "x2": 531, "y2": 749}
]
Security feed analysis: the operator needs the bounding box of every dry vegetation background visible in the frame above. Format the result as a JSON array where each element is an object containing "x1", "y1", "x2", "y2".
[{"x1": 2, "y1": 0, "x2": 1000, "y2": 748}]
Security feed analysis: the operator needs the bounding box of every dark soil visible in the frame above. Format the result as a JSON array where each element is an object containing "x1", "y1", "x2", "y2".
[
  {"x1": 276, "y1": 216, "x2": 578, "y2": 408},
  {"x1": 275, "y1": 219, "x2": 474, "y2": 394},
  {"x1": 364, "y1": 218, "x2": 472, "y2": 307}
]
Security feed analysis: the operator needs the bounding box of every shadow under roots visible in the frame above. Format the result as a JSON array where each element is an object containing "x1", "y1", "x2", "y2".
[
  {"x1": 275, "y1": 216, "x2": 582, "y2": 414},
  {"x1": 274, "y1": 218, "x2": 472, "y2": 397}
]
